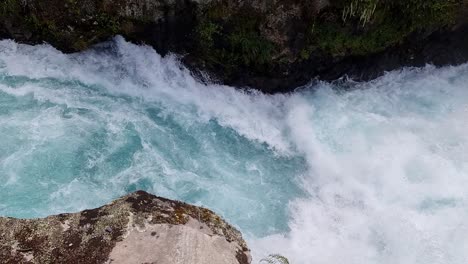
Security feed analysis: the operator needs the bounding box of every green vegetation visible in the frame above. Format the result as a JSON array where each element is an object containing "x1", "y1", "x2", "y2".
[
  {"x1": 337, "y1": 0, "x2": 459, "y2": 27},
  {"x1": 1, "y1": 0, "x2": 463, "y2": 80},
  {"x1": 196, "y1": 20, "x2": 221, "y2": 50},
  {"x1": 227, "y1": 18, "x2": 274, "y2": 66},
  {"x1": 2, "y1": 0, "x2": 123, "y2": 51},
  {"x1": 260, "y1": 254, "x2": 290, "y2": 264},
  {"x1": 303, "y1": 15, "x2": 408, "y2": 57},
  {"x1": 195, "y1": 4, "x2": 276, "y2": 74},
  {"x1": 193, "y1": 0, "x2": 461, "y2": 75},
  {"x1": 302, "y1": 0, "x2": 461, "y2": 58},
  {"x1": 342, "y1": 0, "x2": 379, "y2": 26},
  {"x1": 0, "y1": 0, "x2": 20, "y2": 16}
]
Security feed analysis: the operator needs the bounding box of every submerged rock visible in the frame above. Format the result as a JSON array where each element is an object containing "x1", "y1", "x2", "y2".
[
  {"x1": 1, "y1": 0, "x2": 468, "y2": 92},
  {"x1": 0, "y1": 191, "x2": 251, "y2": 264}
]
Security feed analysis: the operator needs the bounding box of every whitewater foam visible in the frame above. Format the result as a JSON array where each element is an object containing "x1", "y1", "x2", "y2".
[{"x1": 1, "y1": 37, "x2": 468, "y2": 263}]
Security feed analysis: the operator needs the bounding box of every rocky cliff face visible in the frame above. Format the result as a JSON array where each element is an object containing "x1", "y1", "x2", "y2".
[
  {"x1": 0, "y1": 191, "x2": 251, "y2": 264},
  {"x1": 1, "y1": 0, "x2": 467, "y2": 93}
]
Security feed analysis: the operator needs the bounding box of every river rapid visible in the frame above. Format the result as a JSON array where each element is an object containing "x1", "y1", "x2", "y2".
[{"x1": 1, "y1": 37, "x2": 468, "y2": 264}]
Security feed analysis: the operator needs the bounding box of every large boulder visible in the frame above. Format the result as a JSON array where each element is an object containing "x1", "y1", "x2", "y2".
[{"x1": 0, "y1": 191, "x2": 251, "y2": 264}]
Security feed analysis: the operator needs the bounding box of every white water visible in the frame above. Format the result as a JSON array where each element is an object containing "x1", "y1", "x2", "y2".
[{"x1": 1, "y1": 37, "x2": 468, "y2": 263}]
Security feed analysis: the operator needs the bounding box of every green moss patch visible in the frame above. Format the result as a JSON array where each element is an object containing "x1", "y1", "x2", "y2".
[
  {"x1": 301, "y1": 0, "x2": 461, "y2": 58},
  {"x1": 194, "y1": 4, "x2": 277, "y2": 75}
]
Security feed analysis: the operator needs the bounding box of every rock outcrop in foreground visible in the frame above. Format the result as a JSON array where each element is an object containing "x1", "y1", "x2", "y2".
[{"x1": 0, "y1": 191, "x2": 251, "y2": 264}]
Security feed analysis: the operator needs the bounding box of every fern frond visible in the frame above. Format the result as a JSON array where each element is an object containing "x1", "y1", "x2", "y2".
[{"x1": 260, "y1": 254, "x2": 290, "y2": 264}]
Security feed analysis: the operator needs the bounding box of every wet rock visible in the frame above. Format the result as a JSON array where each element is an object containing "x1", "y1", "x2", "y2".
[{"x1": 0, "y1": 191, "x2": 251, "y2": 264}]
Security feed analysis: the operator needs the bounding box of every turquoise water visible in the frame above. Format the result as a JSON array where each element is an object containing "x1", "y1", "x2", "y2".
[
  {"x1": 1, "y1": 37, "x2": 468, "y2": 263},
  {"x1": 0, "y1": 41, "x2": 305, "y2": 237}
]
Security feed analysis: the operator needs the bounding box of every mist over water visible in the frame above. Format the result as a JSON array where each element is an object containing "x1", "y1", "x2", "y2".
[{"x1": 1, "y1": 37, "x2": 468, "y2": 263}]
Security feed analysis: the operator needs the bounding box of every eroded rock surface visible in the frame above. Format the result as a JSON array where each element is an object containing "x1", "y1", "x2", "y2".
[{"x1": 0, "y1": 191, "x2": 251, "y2": 264}]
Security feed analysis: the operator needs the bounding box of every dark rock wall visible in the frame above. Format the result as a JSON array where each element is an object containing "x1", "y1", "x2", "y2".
[{"x1": 1, "y1": 0, "x2": 467, "y2": 93}]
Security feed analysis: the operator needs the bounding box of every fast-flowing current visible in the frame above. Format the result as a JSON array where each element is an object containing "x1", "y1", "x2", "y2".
[{"x1": 1, "y1": 37, "x2": 468, "y2": 264}]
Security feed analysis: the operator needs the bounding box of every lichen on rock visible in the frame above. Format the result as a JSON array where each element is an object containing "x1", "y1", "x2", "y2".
[{"x1": 0, "y1": 191, "x2": 251, "y2": 264}]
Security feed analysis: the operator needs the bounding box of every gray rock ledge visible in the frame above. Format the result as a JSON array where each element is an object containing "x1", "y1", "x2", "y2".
[{"x1": 0, "y1": 191, "x2": 251, "y2": 264}]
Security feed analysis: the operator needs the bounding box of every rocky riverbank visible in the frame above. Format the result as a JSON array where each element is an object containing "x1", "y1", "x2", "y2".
[
  {"x1": 0, "y1": 191, "x2": 251, "y2": 264},
  {"x1": 1, "y1": 0, "x2": 467, "y2": 93}
]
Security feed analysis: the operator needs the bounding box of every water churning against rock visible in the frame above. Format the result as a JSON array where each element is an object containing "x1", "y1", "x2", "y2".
[{"x1": 1, "y1": 37, "x2": 468, "y2": 264}]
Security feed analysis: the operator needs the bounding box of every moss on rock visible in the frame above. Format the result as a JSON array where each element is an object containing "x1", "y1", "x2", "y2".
[
  {"x1": 194, "y1": 4, "x2": 276, "y2": 77},
  {"x1": 0, "y1": 191, "x2": 251, "y2": 264},
  {"x1": 300, "y1": 0, "x2": 461, "y2": 58}
]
